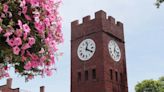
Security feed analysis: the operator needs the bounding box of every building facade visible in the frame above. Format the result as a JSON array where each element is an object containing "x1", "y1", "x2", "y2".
[
  {"x1": 0, "y1": 78, "x2": 45, "y2": 92},
  {"x1": 71, "y1": 10, "x2": 128, "y2": 92}
]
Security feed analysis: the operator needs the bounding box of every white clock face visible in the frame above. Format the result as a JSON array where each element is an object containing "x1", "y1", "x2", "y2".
[
  {"x1": 77, "y1": 39, "x2": 96, "y2": 61},
  {"x1": 108, "y1": 40, "x2": 121, "y2": 62}
]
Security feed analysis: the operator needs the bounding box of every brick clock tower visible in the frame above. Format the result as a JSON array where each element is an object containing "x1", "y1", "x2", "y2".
[{"x1": 71, "y1": 10, "x2": 128, "y2": 92}]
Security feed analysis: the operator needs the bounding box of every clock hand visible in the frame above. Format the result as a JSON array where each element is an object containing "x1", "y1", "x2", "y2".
[
  {"x1": 86, "y1": 49, "x2": 93, "y2": 53},
  {"x1": 85, "y1": 41, "x2": 93, "y2": 53}
]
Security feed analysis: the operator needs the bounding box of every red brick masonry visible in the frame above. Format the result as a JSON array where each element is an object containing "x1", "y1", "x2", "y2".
[{"x1": 0, "y1": 78, "x2": 45, "y2": 92}]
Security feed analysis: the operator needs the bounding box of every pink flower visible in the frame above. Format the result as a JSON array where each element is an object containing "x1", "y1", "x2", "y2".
[
  {"x1": 34, "y1": 22, "x2": 45, "y2": 33},
  {"x1": 3, "y1": 4, "x2": 8, "y2": 13},
  {"x1": 43, "y1": 18, "x2": 50, "y2": 27},
  {"x1": 31, "y1": 60, "x2": 39, "y2": 68},
  {"x1": 23, "y1": 24, "x2": 30, "y2": 33},
  {"x1": 50, "y1": 55, "x2": 55, "y2": 64},
  {"x1": 13, "y1": 46, "x2": 20, "y2": 55},
  {"x1": 45, "y1": 37, "x2": 50, "y2": 44},
  {"x1": 21, "y1": 56, "x2": 27, "y2": 62},
  {"x1": 28, "y1": 37, "x2": 35, "y2": 46},
  {"x1": 14, "y1": 37, "x2": 22, "y2": 46},
  {"x1": 40, "y1": 56, "x2": 46, "y2": 63},
  {"x1": 18, "y1": 20, "x2": 23, "y2": 29},
  {"x1": 27, "y1": 75, "x2": 34, "y2": 80},
  {"x1": 30, "y1": 0, "x2": 39, "y2": 7},
  {"x1": 6, "y1": 38, "x2": 15, "y2": 47},
  {"x1": 24, "y1": 14, "x2": 32, "y2": 21},
  {"x1": 20, "y1": 0, "x2": 26, "y2": 7},
  {"x1": 44, "y1": 4, "x2": 51, "y2": 12},
  {"x1": 22, "y1": 6, "x2": 27, "y2": 14},
  {"x1": 49, "y1": 14, "x2": 56, "y2": 22},
  {"x1": 23, "y1": 32, "x2": 28, "y2": 40},
  {"x1": 3, "y1": 32, "x2": 12, "y2": 37},
  {"x1": 0, "y1": 26, "x2": 2, "y2": 33},
  {"x1": 24, "y1": 61, "x2": 32, "y2": 70},
  {"x1": 21, "y1": 43, "x2": 30, "y2": 50},
  {"x1": 49, "y1": 41, "x2": 57, "y2": 49},
  {"x1": 39, "y1": 48, "x2": 45, "y2": 53},
  {"x1": 45, "y1": 69, "x2": 53, "y2": 76},
  {"x1": 15, "y1": 29, "x2": 23, "y2": 37},
  {"x1": 4, "y1": 73, "x2": 10, "y2": 77},
  {"x1": 31, "y1": 54, "x2": 39, "y2": 61}
]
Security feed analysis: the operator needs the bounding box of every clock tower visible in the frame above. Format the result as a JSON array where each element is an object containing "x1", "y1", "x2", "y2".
[{"x1": 71, "y1": 10, "x2": 128, "y2": 92}]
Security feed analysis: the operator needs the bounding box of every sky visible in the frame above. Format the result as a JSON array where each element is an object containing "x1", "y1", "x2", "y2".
[{"x1": 0, "y1": 0, "x2": 164, "y2": 92}]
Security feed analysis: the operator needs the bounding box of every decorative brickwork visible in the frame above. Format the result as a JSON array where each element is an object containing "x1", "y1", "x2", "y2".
[
  {"x1": 71, "y1": 10, "x2": 128, "y2": 92},
  {"x1": 0, "y1": 79, "x2": 45, "y2": 92}
]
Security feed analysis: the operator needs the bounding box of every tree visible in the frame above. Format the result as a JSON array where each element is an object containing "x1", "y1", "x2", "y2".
[
  {"x1": 135, "y1": 79, "x2": 161, "y2": 92},
  {"x1": 135, "y1": 77, "x2": 164, "y2": 92},
  {"x1": 156, "y1": 0, "x2": 164, "y2": 8},
  {"x1": 159, "y1": 77, "x2": 164, "y2": 92}
]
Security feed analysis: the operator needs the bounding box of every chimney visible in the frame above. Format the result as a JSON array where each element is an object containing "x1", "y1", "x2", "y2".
[
  {"x1": 40, "y1": 86, "x2": 45, "y2": 92},
  {"x1": 7, "y1": 78, "x2": 12, "y2": 88}
]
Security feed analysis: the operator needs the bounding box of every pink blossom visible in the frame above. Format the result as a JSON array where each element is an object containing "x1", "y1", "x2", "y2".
[
  {"x1": 3, "y1": 32, "x2": 12, "y2": 37},
  {"x1": 6, "y1": 38, "x2": 15, "y2": 47},
  {"x1": 20, "y1": 0, "x2": 26, "y2": 7},
  {"x1": 1, "y1": 13, "x2": 5, "y2": 18},
  {"x1": 21, "y1": 56, "x2": 27, "y2": 62},
  {"x1": 0, "y1": 26, "x2": 2, "y2": 33},
  {"x1": 50, "y1": 55, "x2": 55, "y2": 64},
  {"x1": 43, "y1": 18, "x2": 50, "y2": 27},
  {"x1": 23, "y1": 32, "x2": 28, "y2": 40},
  {"x1": 0, "y1": 0, "x2": 63, "y2": 80},
  {"x1": 39, "y1": 48, "x2": 45, "y2": 54},
  {"x1": 44, "y1": 4, "x2": 52, "y2": 12},
  {"x1": 49, "y1": 41, "x2": 56, "y2": 49},
  {"x1": 45, "y1": 69, "x2": 53, "y2": 76},
  {"x1": 21, "y1": 43, "x2": 30, "y2": 50},
  {"x1": 34, "y1": 22, "x2": 45, "y2": 33},
  {"x1": 45, "y1": 37, "x2": 50, "y2": 44},
  {"x1": 49, "y1": 14, "x2": 56, "y2": 22},
  {"x1": 40, "y1": 56, "x2": 46, "y2": 63},
  {"x1": 24, "y1": 61, "x2": 32, "y2": 70},
  {"x1": 28, "y1": 37, "x2": 35, "y2": 46},
  {"x1": 13, "y1": 46, "x2": 20, "y2": 55},
  {"x1": 31, "y1": 54, "x2": 39, "y2": 61},
  {"x1": 18, "y1": 20, "x2": 23, "y2": 29},
  {"x1": 27, "y1": 75, "x2": 34, "y2": 80},
  {"x1": 14, "y1": 37, "x2": 22, "y2": 46},
  {"x1": 15, "y1": 29, "x2": 23, "y2": 37},
  {"x1": 24, "y1": 14, "x2": 32, "y2": 21},
  {"x1": 31, "y1": 60, "x2": 39, "y2": 68},
  {"x1": 22, "y1": 6, "x2": 27, "y2": 14},
  {"x1": 23, "y1": 24, "x2": 31, "y2": 33},
  {"x1": 3, "y1": 4, "x2": 8, "y2": 13},
  {"x1": 30, "y1": 0, "x2": 39, "y2": 7},
  {"x1": 4, "y1": 73, "x2": 10, "y2": 77}
]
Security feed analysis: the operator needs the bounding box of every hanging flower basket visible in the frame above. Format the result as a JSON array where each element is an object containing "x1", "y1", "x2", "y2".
[{"x1": 0, "y1": 0, "x2": 63, "y2": 81}]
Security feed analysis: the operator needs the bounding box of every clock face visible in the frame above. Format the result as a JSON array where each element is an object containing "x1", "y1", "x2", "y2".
[
  {"x1": 108, "y1": 40, "x2": 121, "y2": 62},
  {"x1": 77, "y1": 39, "x2": 96, "y2": 61}
]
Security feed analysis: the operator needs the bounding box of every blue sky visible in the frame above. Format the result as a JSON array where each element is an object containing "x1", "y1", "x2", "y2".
[{"x1": 0, "y1": 0, "x2": 164, "y2": 92}]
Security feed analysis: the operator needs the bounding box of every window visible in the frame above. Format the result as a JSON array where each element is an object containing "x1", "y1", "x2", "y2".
[
  {"x1": 110, "y1": 69, "x2": 113, "y2": 80},
  {"x1": 85, "y1": 70, "x2": 88, "y2": 80},
  {"x1": 92, "y1": 69, "x2": 96, "y2": 79},
  {"x1": 120, "y1": 73, "x2": 123, "y2": 82},
  {"x1": 115, "y1": 71, "x2": 118, "y2": 81},
  {"x1": 78, "y1": 72, "x2": 81, "y2": 81}
]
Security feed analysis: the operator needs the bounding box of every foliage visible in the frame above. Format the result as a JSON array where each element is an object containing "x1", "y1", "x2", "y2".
[
  {"x1": 135, "y1": 79, "x2": 161, "y2": 92},
  {"x1": 0, "y1": 0, "x2": 63, "y2": 81},
  {"x1": 156, "y1": 0, "x2": 164, "y2": 8},
  {"x1": 135, "y1": 76, "x2": 164, "y2": 92}
]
